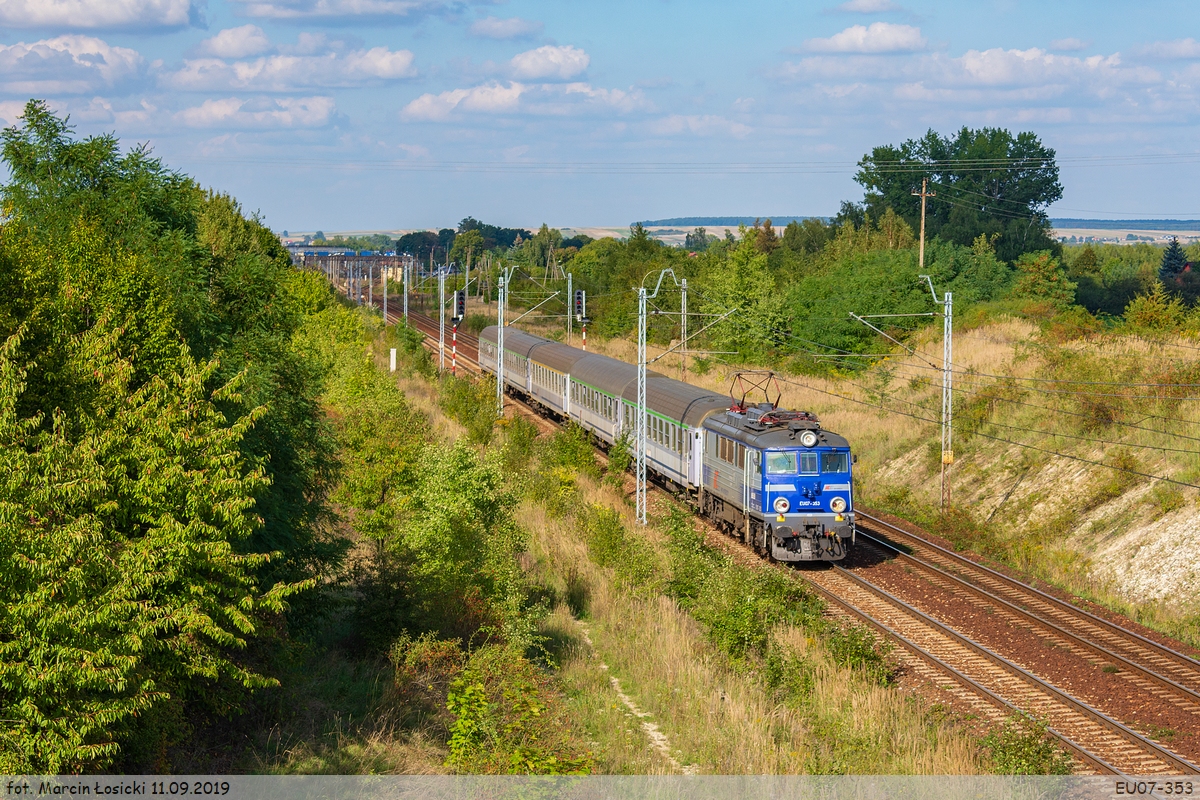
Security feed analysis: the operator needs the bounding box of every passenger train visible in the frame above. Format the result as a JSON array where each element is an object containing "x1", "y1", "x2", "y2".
[{"x1": 479, "y1": 326, "x2": 856, "y2": 561}]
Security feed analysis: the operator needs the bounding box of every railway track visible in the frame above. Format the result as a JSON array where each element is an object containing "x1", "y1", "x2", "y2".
[
  {"x1": 855, "y1": 511, "x2": 1200, "y2": 697},
  {"x1": 370, "y1": 300, "x2": 1199, "y2": 775}
]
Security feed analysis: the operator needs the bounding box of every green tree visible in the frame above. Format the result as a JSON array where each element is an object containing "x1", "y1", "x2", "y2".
[
  {"x1": 1013, "y1": 251, "x2": 1076, "y2": 309},
  {"x1": 854, "y1": 127, "x2": 1063, "y2": 262},
  {"x1": 0, "y1": 329, "x2": 302, "y2": 773},
  {"x1": 780, "y1": 218, "x2": 833, "y2": 255},
  {"x1": 450, "y1": 229, "x2": 484, "y2": 268}
]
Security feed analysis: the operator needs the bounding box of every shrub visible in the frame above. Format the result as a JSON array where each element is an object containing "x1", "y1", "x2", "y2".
[
  {"x1": 444, "y1": 645, "x2": 592, "y2": 774},
  {"x1": 1013, "y1": 251, "x2": 1076, "y2": 310},
  {"x1": 981, "y1": 715, "x2": 1073, "y2": 774},
  {"x1": 439, "y1": 372, "x2": 496, "y2": 445},
  {"x1": 580, "y1": 505, "x2": 659, "y2": 588}
]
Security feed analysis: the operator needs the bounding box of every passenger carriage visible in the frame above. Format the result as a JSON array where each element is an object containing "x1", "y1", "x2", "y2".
[{"x1": 479, "y1": 326, "x2": 855, "y2": 562}]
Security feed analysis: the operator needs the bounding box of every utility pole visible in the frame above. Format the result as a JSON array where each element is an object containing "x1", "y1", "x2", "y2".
[
  {"x1": 680, "y1": 278, "x2": 688, "y2": 381},
  {"x1": 912, "y1": 177, "x2": 936, "y2": 270},
  {"x1": 403, "y1": 256, "x2": 409, "y2": 323},
  {"x1": 636, "y1": 268, "x2": 683, "y2": 525},
  {"x1": 438, "y1": 266, "x2": 446, "y2": 371},
  {"x1": 368, "y1": 261, "x2": 373, "y2": 309},
  {"x1": 941, "y1": 291, "x2": 954, "y2": 509},
  {"x1": 919, "y1": 275, "x2": 953, "y2": 510},
  {"x1": 383, "y1": 266, "x2": 388, "y2": 322},
  {"x1": 566, "y1": 273, "x2": 573, "y2": 346},
  {"x1": 636, "y1": 284, "x2": 648, "y2": 525},
  {"x1": 496, "y1": 266, "x2": 516, "y2": 417}
]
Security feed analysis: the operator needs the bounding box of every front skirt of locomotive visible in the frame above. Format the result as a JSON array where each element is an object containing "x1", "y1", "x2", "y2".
[{"x1": 767, "y1": 513, "x2": 853, "y2": 562}]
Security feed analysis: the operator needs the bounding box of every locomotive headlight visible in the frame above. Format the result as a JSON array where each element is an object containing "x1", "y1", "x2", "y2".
[
  {"x1": 830, "y1": 497, "x2": 847, "y2": 513},
  {"x1": 799, "y1": 430, "x2": 818, "y2": 448},
  {"x1": 773, "y1": 496, "x2": 790, "y2": 514}
]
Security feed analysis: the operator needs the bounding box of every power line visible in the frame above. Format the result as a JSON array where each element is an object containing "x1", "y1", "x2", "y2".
[{"x1": 761, "y1": 371, "x2": 1200, "y2": 492}]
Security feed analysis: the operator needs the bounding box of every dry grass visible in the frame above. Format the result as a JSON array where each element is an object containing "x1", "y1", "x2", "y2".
[
  {"x1": 523, "y1": 481, "x2": 984, "y2": 774},
  {"x1": 540, "y1": 316, "x2": 1200, "y2": 645}
]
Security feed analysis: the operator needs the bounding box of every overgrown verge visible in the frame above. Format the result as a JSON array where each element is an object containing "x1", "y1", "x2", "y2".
[{"x1": 514, "y1": 427, "x2": 1003, "y2": 774}]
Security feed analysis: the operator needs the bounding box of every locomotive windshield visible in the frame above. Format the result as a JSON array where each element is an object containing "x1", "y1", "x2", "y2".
[
  {"x1": 766, "y1": 452, "x2": 796, "y2": 474},
  {"x1": 821, "y1": 452, "x2": 849, "y2": 472},
  {"x1": 765, "y1": 451, "x2": 821, "y2": 474}
]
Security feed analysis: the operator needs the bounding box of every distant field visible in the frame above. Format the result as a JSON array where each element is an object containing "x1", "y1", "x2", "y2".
[{"x1": 282, "y1": 220, "x2": 1200, "y2": 248}]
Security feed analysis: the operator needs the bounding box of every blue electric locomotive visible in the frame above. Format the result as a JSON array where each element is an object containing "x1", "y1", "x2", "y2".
[{"x1": 478, "y1": 325, "x2": 855, "y2": 561}]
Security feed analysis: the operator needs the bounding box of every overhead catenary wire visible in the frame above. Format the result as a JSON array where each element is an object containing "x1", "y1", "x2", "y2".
[{"x1": 756, "y1": 368, "x2": 1200, "y2": 492}]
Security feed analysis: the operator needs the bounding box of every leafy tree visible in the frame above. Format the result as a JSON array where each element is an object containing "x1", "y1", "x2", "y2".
[
  {"x1": 684, "y1": 227, "x2": 711, "y2": 252},
  {"x1": 396, "y1": 230, "x2": 439, "y2": 261},
  {"x1": 1013, "y1": 251, "x2": 1076, "y2": 309},
  {"x1": 0, "y1": 101, "x2": 344, "y2": 768},
  {"x1": 780, "y1": 219, "x2": 833, "y2": 255},
  {"x1": 1069, "y1": 244, "x2": 1098, "y2": 276},
  {"x1": 450, "y1": 229, "x2": 484, "y2": 268},
  {"x1": 523, "y1": 224, "x2": 562, "y2": 271},
  {"x1": 1124, "y1": 284, "x2": 1186, "y2": 331},
  {"x1": 854, "y1": 127, "x2": 1063, "y2": 262},
  {"x1": 456, "y1": 217, "x2": 531, "y2": 250},
  {"x1": 561, "y1": 233, "x2": 593, "y2": 250},
  {"x1": 752, "y1": 219, "x2": 779, "y2": 254},
  {"x1": 0, "y1": 328, "x2": 303, "y2": 773}
]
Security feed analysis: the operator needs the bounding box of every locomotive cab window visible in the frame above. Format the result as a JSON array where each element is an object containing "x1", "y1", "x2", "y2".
[
  {"x1": 799, "y1": 452, "x2": 819, "y2": 474},
  {"x1": 821, "y1": 452, "x2": 849, "y2": 473},
  {"x1": 766, "y1": 452, "x2": 796, "y2": 474}
]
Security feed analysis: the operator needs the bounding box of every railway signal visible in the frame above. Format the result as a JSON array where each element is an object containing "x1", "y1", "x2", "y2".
[
  {"x1": 574, "y1": 289, "x2": 586, "y2": 321},
  {"x1": 451, "y1": 291, "x2": 464, "y2": 375}
]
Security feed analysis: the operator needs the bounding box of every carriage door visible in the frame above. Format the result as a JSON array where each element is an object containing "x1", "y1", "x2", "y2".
[{"x1": 743, "y1": 449, "x2": 760, "y2": 515}]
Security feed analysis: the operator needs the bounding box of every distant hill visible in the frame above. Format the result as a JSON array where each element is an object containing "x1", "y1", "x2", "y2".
[
  {"x1": 637, "y1": 216, "x2": 829, "y2": 227},
  {"x1": 1051, "y1": 219, "x2": 1200, "y2": 231}
]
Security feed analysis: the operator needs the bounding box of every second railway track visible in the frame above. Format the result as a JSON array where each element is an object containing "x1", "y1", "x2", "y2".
[{"x1": 384, "y1": 303, "x2": 1199, "y2": 775}]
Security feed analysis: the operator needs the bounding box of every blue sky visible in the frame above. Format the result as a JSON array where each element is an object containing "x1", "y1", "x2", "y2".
[{"x1": 4, "y1": 0, "x2": 1200, "y2": 231}]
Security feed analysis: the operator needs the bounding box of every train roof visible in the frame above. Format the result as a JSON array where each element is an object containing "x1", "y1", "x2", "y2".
[
  {"x1": 705, "y1": 406, "x2": 850, "y2": 449},
  {"x1": 480, "y1": 325, "x2": 843, "y2": 437}
]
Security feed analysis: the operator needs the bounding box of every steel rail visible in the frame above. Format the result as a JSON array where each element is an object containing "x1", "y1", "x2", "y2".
[
  {"x1": 853, "y1": 528, "x2": 1200, "y2": 709},
  {"x1": 376, "y1": 286, "x2": 1198, "y2": 775},
  {"x1": 799, "y1": 572, "x2": 1118, "y2": 775},
  {"x1": 829, "y1": 565, "x2": 1200, "y2": 775},
  {"x1": 856, "y1": 509, "x2": 1200, "y2": 680}
]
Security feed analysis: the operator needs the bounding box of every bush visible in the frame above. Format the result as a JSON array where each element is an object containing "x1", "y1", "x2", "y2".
[
  {"x1": 444, "y1": 645, "x2": 592, "y2": 774},
  {"x1": 580, "y1": 505, "x2": 659, "y2": 589},
  {"x1": 981, "y1": 715, "x2": 1073, "y2": 774},
  {"x1": 439, "y1": 372, "x2": 496, "y2": 445}
]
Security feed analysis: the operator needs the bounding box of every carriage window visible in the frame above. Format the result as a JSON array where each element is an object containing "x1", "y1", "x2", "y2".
[
  {"x1": 766, "y1": 452, "x2": 796, "y2": 474},
  {"x1": 800, "y1": 452, "x2": 819, "y2": 474},
  {"x1": 821, "y1": 452, "x2": 849, "y2": 473}
]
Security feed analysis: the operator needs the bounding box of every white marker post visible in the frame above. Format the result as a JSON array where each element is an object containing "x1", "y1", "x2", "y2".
[{"x1": 390, "y1": 348, "x2": 396, "y2": 373}]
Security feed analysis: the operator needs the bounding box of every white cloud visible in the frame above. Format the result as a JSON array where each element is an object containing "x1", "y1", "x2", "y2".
[
  {"x1": 161, "y1": 46, "x2": 416, "y2": 91},
  {"x1": 1143, "y1": 38, "x2": 1200, "y2": 59},
  {"x1": 198, "y1": 26, "x2": 272, "y2": 59},
  {"x1": 0, "y1": 101, "x2": 31, "y2": 126},
  {"x1": 227, "y1": 0, "x2": 459, "y2": 20},
  {"x1": 0, "y1": 0, "x2": 194, "y2": 29},
  {"x1": 509, "y1": 45, "x2": 589, "y2": 80},
  {"x1": 401, "y1": 82, "x2": 525, "y2": 120},
  {"x1": 0, "y1": 35, "x2": 143, "y2": 94},
  {"x1": 400, "y1": 80, "x2": 648, "y2": 121},
  {"x1": 470, "y1": 16, "x2": 543, "y2": 40},
  {"x1": 806, "y1": 22, "x2": 926, "y2": 53},
  {"x1": 1049, "y1": 37, "x2": 1089, "y2": 52},
  {"x1": 835, "y1": 0, "x2": 904, "y2": 12},
  {"x1": 649, "y1": 114, "x2": 751, "y2": 138},
  {"x1": 779, "y1": 46, "x2": 1158, "y2": 94},
  {"x1": 176, "y1": 95, "x2": 335, "y2": 128}
]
